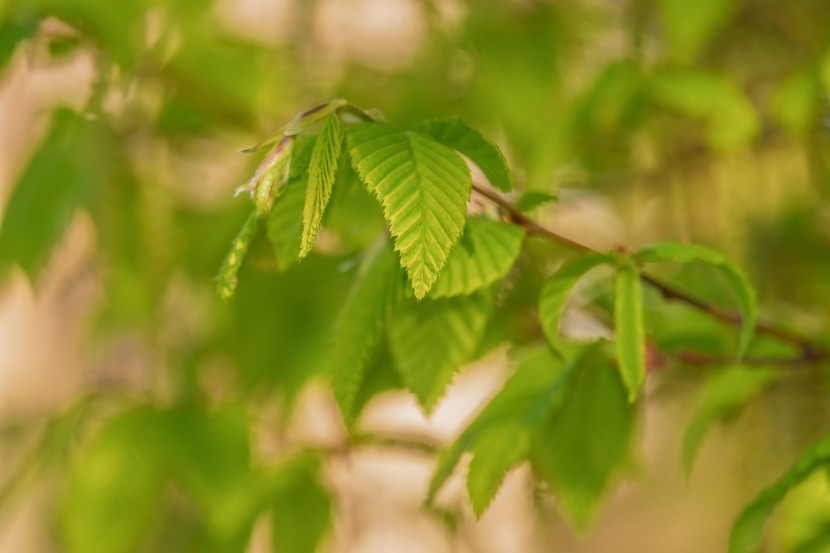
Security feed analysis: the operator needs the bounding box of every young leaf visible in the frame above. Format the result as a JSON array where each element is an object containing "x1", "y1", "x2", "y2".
[
  {"x1": 539, "y1": 253, "x2": 612, "y2": 349},
  {"x1": 388, "y1": 291, "x2": 491, "y2": 413},
  {"x1": 514, "y1": 190, "x2": 559, "y2": 212},
  {"x1": 683, "y1": 366, "x2": 778, "y2": 475},
  {"x1": 346, "y1": 122, "x2": 472, "y2": 299},
  {"x1": 252, "y1": 137, "x2": 293, "y2": 216},
  {"x1": 266, "y1": 176, "x2": 307, "y2": 269},
  {"x1": 634, "y1": 241, "x2": 757, "y2": 358},
  {"x1": 427, "y1": 344, "x2": 582, "y2": 505},
  {"x1": 331, "y1": 243, "x2": 403, "y2": 423},
  {"x1": 414, "y1": 117, "x2": 513, "y2": 192},
  {"x1": 429, "y1": 217, "x2": 525, "y2": 298},
  {"x1": 218, "y1": 210, "x2": 263, "y2": 301},
  {"x1": 300, "y1": 114, "x2": 342, "y2": 259},
  {"x1": 532, "y1": 356, "x2": 633, "y2": 530},
  {"x1": 0, "y1": 109, "x2": 107, "y2": 279},
  {"x1": 730, "y1": 435, "x2": 830, "y2": 553},
  {"x1": 467, "y1": 422, "x2": 531, "y2": 517},
  {"x1": 614, "y1": 261, "x2": 646, "y2": 401}
]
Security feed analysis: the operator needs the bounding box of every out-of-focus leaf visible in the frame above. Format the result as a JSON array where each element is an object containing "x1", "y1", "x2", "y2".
[
  {"x1": 514, "y1": 190, "x2": 559, "y2": 212},
  {"x1": 266, "y1": 176, "x2": 307, "y2": 269},
  {"x1": 62, "y1": 404, "x2": 258, "y2": 553},
  {"x1": 658, "y1": 0, "x2": 739, "y2": 61},
  {"x1": 388, "y1": 291, "x2": 491, "y2": 413},
  {"x1": 650, "y1": 69, "x2": 759, "y2": 150},
  {"x1": 614, "y1": 262, "x2": 646, "y2": 401},
  {"x1": 730, "y1": 435, "x2": 830, "y2": 553},
  {"x1": 771, "y1": 66, "x2": 821, "y2": 133},
  {"x1": 414, "y1": 117, "x2": 513, "y2": 192},
  {"x1": 217, "y1": 211, "x2": 262, "y2": 301},
  {"x1": 331, "y1": 242, "x2": 403, "y2": 423},
  {"x1": 683, "y1": 366, "x2": 778, "y2": 475},
  {"x1": 232, "y1": 255, "x2": 352, "y2": 399},
  {"x1": 532, "y1": 355, "x2": 633, "y2": 529},
  {"x1": 635, "y1": 241, "x2": 757, "y2": 358},
  {"x1": 427, "y1": 344, "x2": 582, "y2": 505},
  {"x1": 346, "y1": 122, "x2": 471, "y2": 299},
  {"x1": 539, "y1": 253, "x2": 612, "y2": 349},
  {"x1": 300, "y1": 114, "x2": 342, "y2": 259},
  {"x1": 270, "y1": 454, "x2": 332, "y2": 553},
  {"x1": 429, "y1": 217, "x2": 525, "y2": 298},
  {"x1": 38, "y1": 0, "x2": 146, "y2": 66},
  {"x1": 62, "y1": 406, "x2": 166, "y2": 553},
  {"x1": 0, "y1": 108, "x2": 110, "y2": 279},
  {"x1": 0, "y1": 6, "x2": 38, "y2": 71},
  {"x1": 467, "y1": 422, "x2": 530, "y2": 517}
]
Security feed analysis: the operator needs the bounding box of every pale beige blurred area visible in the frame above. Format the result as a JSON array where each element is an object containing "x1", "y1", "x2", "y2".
[{"x1": 0, "y1": 2, "x2": 827, "y2": 553}]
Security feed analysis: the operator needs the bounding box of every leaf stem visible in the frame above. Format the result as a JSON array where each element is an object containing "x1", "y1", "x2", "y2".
[{"x1": 471, "y1": 182, "x2": 830, "y2": 363}]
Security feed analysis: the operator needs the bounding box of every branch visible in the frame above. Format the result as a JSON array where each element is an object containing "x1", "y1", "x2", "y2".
[{"x1": 471, "y1": 182, "x2": 830, "y2": 363}]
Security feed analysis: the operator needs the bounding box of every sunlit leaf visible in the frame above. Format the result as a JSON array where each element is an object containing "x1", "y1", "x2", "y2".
[
  {"x1": 414, "y1": 117, "x2": 513, "y2": 192},
  {"x1": 429, "y1": 217, "x2": 525, "y2": 298},
  {"x1": 346, "y1": 122, "x2": 471, "y2": 299},
  {"x1": 300, "y1": 114, "x2": 342, "y2": 259}
]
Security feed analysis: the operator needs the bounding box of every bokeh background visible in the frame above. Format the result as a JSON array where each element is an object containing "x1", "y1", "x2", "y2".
[{"x1": 2, "y1": 0, "x2": 830, "y2": 551}]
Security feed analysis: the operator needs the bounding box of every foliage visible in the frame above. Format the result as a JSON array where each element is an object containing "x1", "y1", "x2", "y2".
[{"x1": 2, "y1": 0, "x2": 830, "y2": 552}]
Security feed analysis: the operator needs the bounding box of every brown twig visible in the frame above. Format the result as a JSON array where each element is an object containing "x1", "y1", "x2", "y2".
[{"x1": 471, "y1": 182, "x2": 830, "y2": 364}]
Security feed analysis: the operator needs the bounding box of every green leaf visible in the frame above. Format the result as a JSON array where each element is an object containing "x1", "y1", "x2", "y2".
[
  {"x1": 467, "y1": 422, "x2": 531, "y2": 517},
  {"x1": 770, "y1": 66, "x2": 821, "y2": 134},
  {"x1": 270, "y1": 455, "x2": 332, "y2": 553},
  {"x1": 0, "y1": 108, "x2": 108, "y2": 279},
  {"x1": 730, "y1": 435, "x2": 830, "y2": 553},
  {"x1": 266, "y1": 175, "x2": 307, "y2": 269},
  {"x1": 62, "y1": 407, "x2": 166, "y2": 553},
  {"x1": 634, "y1": 241, "x2": 757, "y2": 358},
  {"x1": 331, "y1": 243, "x2": 403, "y2": 423},
  {"x1": 429, "y1": 217, "x2": 525, "y2": 298},
  {"x1": 217, "y1": 210, "x2": 263, "y2": 301},
  {"x1": 300, "y1": 114, "x2": 342, "y2": 259},
  {"x1": 683, "y1": 366, "x2": 778, "y2": 475},
  {"x1": 427, "y1": 344, "x2": 580, "y2": 505},
  {"x1": 539, "y1": 253, "x2": 612, "y2": 349},
  {"x1": 532, "y1": 355, "x2": 634, "y2": 529},
  {"x1": 650, "y1": 69, "x2": 759, "y2": 150},
  {"x1": 414, "y1": 117, "x2": 513, "y2": 192},
  {"x1": 514, "y1": 190, "x2": 559, "y2": 212},
  {"x1": 346, "y1": 122, "x2": 472, "y2": 299},
  {"x1": 614, "y1": 262, "x2": 646, "y2": 401},
  {"x1": 388, "y1": 291, "x2": 491, "y2": 413},
  {"x1": 658, "y1": 0, "x2": 739, "y2": 62}
]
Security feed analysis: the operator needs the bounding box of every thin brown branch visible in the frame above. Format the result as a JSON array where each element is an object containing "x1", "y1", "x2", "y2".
[{"x1": 471, "y1": 182, "x2": 830, "y2": 363}]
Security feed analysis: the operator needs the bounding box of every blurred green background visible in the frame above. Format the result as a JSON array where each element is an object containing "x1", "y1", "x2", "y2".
[{"x1": 1, "y1": 0, "x2": 830, "y2": 551}]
